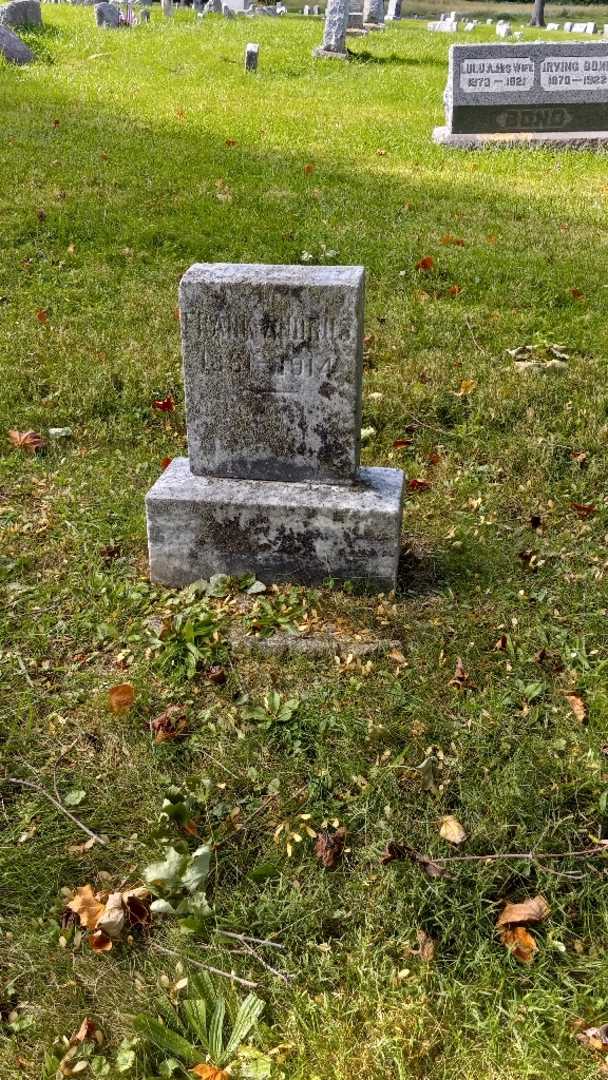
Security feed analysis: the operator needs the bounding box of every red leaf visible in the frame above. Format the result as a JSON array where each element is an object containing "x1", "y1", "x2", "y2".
[
  {"x1": 36, "y1": 309, "x2": 48, "y2": 324},
  {"x1": 570, "y1": 501, "x2": 597, "y2": 518},
  {"x1": 415, "y1": 256, "x2": 434, "y2": 272},
  {"x1": 408, "y1": 477, "x2": 432, "y2": 492},
  {"x1": 160, "y1": 456, "x2": 173, "y2": 471},
  {"x1": 8, "y1": 430, "x2": 46, "y2": 454},
  {"x1": 152, "y1": 395, "x2": 175, "y2": 413},
  {"x1": 448, "y1": 284, "x2": 462, "y2": 297},
  {"x1": 570, "y1": 287, "x2": 585, "y2": 301},
  {"x1": 393, "y1": 438, "x2": 413, "y2": 449}
]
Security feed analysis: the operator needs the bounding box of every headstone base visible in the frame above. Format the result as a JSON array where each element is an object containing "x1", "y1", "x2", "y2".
[
  {"x1": 312, "y1": 45, "x2": 349, "y2": 58},
  {"x1": 433, "y1": 125, "x2": 608, "y2": 150},
  {"x1": 146, "y1": 457, "x2": 404, "y2": 591}
]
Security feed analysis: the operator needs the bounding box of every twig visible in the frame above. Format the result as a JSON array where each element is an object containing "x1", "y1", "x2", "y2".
[
  {"x1": 215, "y1": 930, "x2": 284, "y2": 950},
  {"x1": 152, "y1": 944, "x2": 259, "y2": 989},
  {"x1": 403, "y1": 411, "x2": 450, "y2": 437},
  {"x1": 430, "y1": 843, "x2": 608, "y2": 864},
  {"x1": 464, "y1": 315, "x2": 488, "y2": 356},
  {"x1": 232, "y1": 939, "x2": 292, "y2": 984},
  {"x1": 6, "y1": 777, "x2": 109, "y2": 847}
]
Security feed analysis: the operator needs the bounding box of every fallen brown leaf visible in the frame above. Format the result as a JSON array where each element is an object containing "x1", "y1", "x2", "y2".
[
  {"x1": 225, "y1": 138, "x2": 238, "y2": 147},
  {"x1": 160, "y1": 456, "x2": 173, "y2": 471},
  {"x1": 448, "y1": 284, "x2": 462, "y2": 297},
  {"x1": 457, "y1": 378, "x2": 476, "y2": 396},
  {"x1": 191, "y1": 1065, "x2": 230, "y2": 1079},
  {"x1": 415, "y1": 928, "x2": 436, "y2": 962},
  {"x1": 415, "y1": 256, "x2": 434, "y2": 272},
  {"x1": 303, "y1": 163, "x2": 315, "y2": 175},
  {"x1": 67, "y1": 886, "x2": 105, "y2": 931},
  {"x1": 564, "y1": 691, "x2": 587, "y2": 723},
  {"x1": 108, "y1": 683, "x2": 135, "y2": 713},
  {"x1": 577, "y1": 1024, "x2": 608, "y2": 1053},
  {"x1": 441, "y1": 234, "x2": 465, "y2": 246},
  {"x1": 496, "y1": 894, "x2": 550, "y2": 928},
  {"x1": 36, "y1": 308, "x2": 49, "y2": 324},
  {"x1": 152, "y1": 395, "x2": 175, "y2": 413},
  {"x1": 449, "y1": 658, "x2": 475, "y2": 690},
  {"x1": 500, "y1": 925, "x2": 538, "y2": 964},
  {"x1": 8, "y1": 430, "x2": 46, "y2": 454},
  {"x1": 72, "y1": 1018, "x2": 100, "y2": 1045},
  {"x1": 90, "y1": 929, "x2": 113, "y2": 952},
  {"x1": 570, "y1": 501, "x2": 597, "y2": 518},
  {"x1": 393, "y1": 437, "x2": 413, "y2": 449},
  {"x1": 150, "y1": 705, "x2": 188, "y2": 743},
  {"x1": 439, "y1": 815, "x2": 466, "y2": 846},
  {"x1": 314, "y1": 826, "x2": 346, "y2": 869},
  {"x1": 408, "y1": 477, "x2": 432, "y2": 492},
  {"x1": 570, "y1": 287, "x2": 585, "y2": 301}
]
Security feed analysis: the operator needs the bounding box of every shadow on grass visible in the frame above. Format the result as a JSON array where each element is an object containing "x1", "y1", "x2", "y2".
[{"x1": 349, "y1": 48, "x2": 442, "y2": 65}]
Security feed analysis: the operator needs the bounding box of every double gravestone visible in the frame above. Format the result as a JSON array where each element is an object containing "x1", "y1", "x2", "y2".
[
  {"x1": 434, "y1": 42, "x2": 608, "y2": 148},
  {"x1": 146, "y1": 264, "x2": 404, "y2": 591}
]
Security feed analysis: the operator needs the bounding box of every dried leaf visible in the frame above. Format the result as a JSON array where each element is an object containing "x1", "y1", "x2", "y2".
[
  {"x1": 494, "y1": 634, "x2": 508, "y2": 651},
  {"x1": 448, "y1": 284, "x2": 462, "y2": 297},
  {"x1": 380, "y1": 840, "x2": 407, "y2": 865},
  {"x1": 376, "y1": 148, "x2": 387, "y2": 156},
  {"x1": 90, "y1": 929, "x2": 113, "y2": 952},
  {"x1": 8, "y1": 430, "x2": 46, "y2": 454},
  {"x1": 564, "y1": 692, "x2": 587, "y2": 723},
  {"x1": 441, "y1": 234, "x2": 465, "y2": 246},
  {"x1": 577, "y1": 1024, "x2": 608, "y2": 1053},
  {"x1": 449, "y1": 658, "x2": 475, "y2": 690},
  {"x1": 152, "y1": 395, "x2": 175, "y2": 413},
  {"x1": 496, "y1": 894, "x2": 550, "y2": 928},
  {"x1": 108, "y1": 683, "x2": 135, "y2": 713},
  {"x1": 72, "y1": 1018, "x2": 100, "y2": 1045},
  {"x1": 415, "y1": 256, "x2": 434, "y2": 272},
  {"x1": 95, "y1": 892, "x2": 125, "y2": 940},
  {"x1": 36, "y1": 308, "x2": 49, "y2": 324},
  {"x1": 67, "y1": 886, "x2": 105, "y2": 931},
  {"x1": 191, "y1": 1066, "x2": 230, "y2": 1079},
  {"x1": 416, "y1": 928, "x2": 436, "y2": 962},
  {"x1": 457, "y1": 378, "x2": 476, "y2": 396},
  {"x1": 570, "y1": 501, "x2": 597, "y2": 518},
  {"x1": 225, "y1": 138, "x2": 238, "y2": 147},
  {"x1": 314, "y1": 826, "x2": 346, "y2": 869},
  {"x1": 150, "y1": 705, "x2": 188, "y2": 743},
  {"x1": 392, "y1": 437, "x2": 413, "y2": 449},
  {"x1": 303, "y1": 163, "x2": 315, "y2": 175},
  {"x1": 500, "y1": 925, "x2": 538, "y2": 964},
  {"x1": 408, "y1": 477, "x2": 432, "y2": 492},
  {"x1": 205, "y1": 664, "x2": 227, "y2": 685},
  {"x1": 439, "y1": 815, "x2": 466, "y2": 845},
  {"x1": 570, "y1": 287, "x2": 585, "y2": 301}
]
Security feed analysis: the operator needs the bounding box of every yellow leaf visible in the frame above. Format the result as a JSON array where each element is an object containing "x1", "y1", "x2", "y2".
[
  {"x1": 191, "y1": 1066, "x2": 230, "y2": 1079},
  {"x1": 67, "y1": 885, "x2": 105, "y2": 931},
  {"x1": 108, "y1": 683, "x2": 135, "y2": 713},
  {"x1": 457, "y1": 378, "x2": 476, "y2": 396},
  {"x1": 564, "y1": 692, "x2": 586, "y2": 723},
  {"x1": 499, "y1": 925, "x2": 538, "y2": 964},
  {"x1": 439, "y1": 815, "x2": 467, "y2": 845}
]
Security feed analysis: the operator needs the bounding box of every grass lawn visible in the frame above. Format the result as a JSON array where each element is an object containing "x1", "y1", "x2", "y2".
[{"x1": 2, "y1": 8, "x2": 608, "y2": 1079}]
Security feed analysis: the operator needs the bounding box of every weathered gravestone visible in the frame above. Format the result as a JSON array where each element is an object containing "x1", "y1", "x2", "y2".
[
  {"x1": 434, "y1": 42, "x2": 608, "y2": 148},
  {"x1": 0, "y1": 21, "x2": 32, "y2": 60},
  {"x1": 313, "y1": 0, "x2": 348, "y2": 57},
  {"x1": 95, "y1": 2, "x2": 120, "y2": 26},
  {"x1": 145, "y1": 264, "x2": 404, "y2": 590},
  {"x1": 362, "y1": 0, "x2": 384, "y2": 27},
  {"x1": 386, "y1": 0, "x2": 401, "y2": 19},
  {"x1": 244, "y1": 40, "x2": 258, "y2": 68},
  {"x1": 0, "y1": 0, "x2": 41, "y2": 27}
]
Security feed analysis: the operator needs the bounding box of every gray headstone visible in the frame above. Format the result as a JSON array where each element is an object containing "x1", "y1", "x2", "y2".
[
  {"x1": 434, "y1": 41, "x2": 608, "y2": 147},
  {"x1": 0, "y1": 0, "x2": 41, "y2": 27},
  {"x1": 95, "y1": 1, "x2": 120, "y2": 25},
  {"x1": 313, "y1": 0, "x2": 348, "y2": 56},
  {"x1": 496, "y1": 20, "x2": 511, "y2": 37},
  {"x1": 362, "y1": 0, "x2": 383, "y2": 25},
  {"x1": 146, "y1": 262, "x2": 404, "y2": 590},
  {"x1": 386, "y1": 0, "x2": 401, "y2": 18},
  {"x1": 179, "y1": 264, "x2": 364, "y2": 483},
  {"x1": 0, "y1": 21, "x2": 32, "y2": 60},
  {"x1": 347, "y1": 9, "x2": 363, "y2": 27},
  {"x1": 244, "y1": 40, "x2": 258, "y2": 68}
]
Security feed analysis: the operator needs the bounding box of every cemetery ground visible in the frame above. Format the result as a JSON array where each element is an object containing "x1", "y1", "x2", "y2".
[{"x1": 2, "y1": 7, "x2": 608, "y2": 1078}]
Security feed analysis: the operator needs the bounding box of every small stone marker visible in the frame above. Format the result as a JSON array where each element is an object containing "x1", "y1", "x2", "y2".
[
  {"x1": 0, "y1": 21, "x2": 32, "y2": 60},
  {"x1": 546, "y1": 22, "x2": 559, "y2": 30},
  {"x1": 146, "y1": 263, "x2": 404, "y2": 590},
  {"x1": 313, "y1": 0, "x2": 349, "y2": 57},
  {"x1": 0, "y1": 0, "x2": 40, "y2": 26},
  {"x1": 362, "y1": 0, "x2": 384, "y2": 27},
  {"x1": 161, "y1": 0, "x2": 173, "y2": 14},
  {"x1": 244, "y1": 41, "x2": 258, "y2": 69},
  {"x1": 434, "y1": 41, "x2": 608, "y2": 149},
  {"x1": 496, "y1": 20, "x2": 512, "y2": 37},
  {"x1": 95, "y1": 2, "x2": 120, "y2": 26}
]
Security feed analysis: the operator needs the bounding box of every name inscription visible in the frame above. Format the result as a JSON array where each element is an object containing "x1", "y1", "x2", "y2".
[
  {"x1": 540, "y1": 55, "x2": 608, "y2": 90},
  {"x1": 497, "y1": 106, "x2": 572, "y2": 130},
  {"x1": 460, "y1": 58, "x2": 534, "y2": 93}
]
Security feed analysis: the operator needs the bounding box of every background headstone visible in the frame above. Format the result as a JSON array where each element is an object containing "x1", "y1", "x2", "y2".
[
  {"x1": 0, "y1": 21, "x2": 32, "y2": 60},
  {"x1": 95, "y1": 2, "x2": 120, "y2": 26},
  {"x1": 434, "y1": 41, "x2": 608, "y2": 148},
  {"x1": 0, "y1": 0, "x2": 41, "y2": 27},
  {"x1": 362, "y1": 0, "x2": 384, "y2": 26},
  {"x1": 313, "y1": 0, "x2": 349, "y2": 57},
  {"x1": 244, "y1": 40, "x2": 258, "y2": 67}
]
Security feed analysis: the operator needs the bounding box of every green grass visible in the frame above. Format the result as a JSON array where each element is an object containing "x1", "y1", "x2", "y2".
[{"x1": 2, "y1": 8, "x2": 608, "y2": 1079}]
